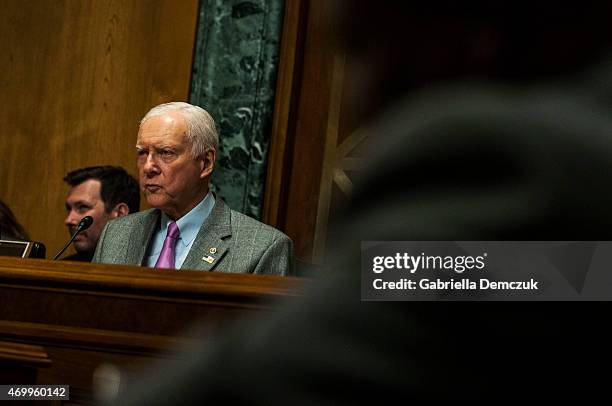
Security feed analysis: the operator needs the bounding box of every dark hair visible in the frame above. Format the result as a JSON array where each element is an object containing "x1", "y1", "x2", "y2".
[
  {"x1": 0, "y1": 199, "x2": 29, "y2": 240},
  {"x1": 63, "y1": 166, "x2": 140, "y2": 213}
]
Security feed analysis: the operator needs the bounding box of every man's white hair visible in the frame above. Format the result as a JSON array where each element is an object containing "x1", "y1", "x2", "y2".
[{"x1": 140, "y1": 102, "x2": 218, "y2": 159}]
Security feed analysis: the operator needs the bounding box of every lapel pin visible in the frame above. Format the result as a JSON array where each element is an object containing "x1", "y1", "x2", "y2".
[
  {"x1": 209, "y1": 247, "x2": 217, "y2": 254},
  {"x1": 202, "y1": 255, "x2": 215, "y2": 264}
]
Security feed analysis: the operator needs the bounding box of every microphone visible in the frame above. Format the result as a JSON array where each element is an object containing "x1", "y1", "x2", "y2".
[{"x1": 53, "y1": 216, "x2": 94, "y2": 260}]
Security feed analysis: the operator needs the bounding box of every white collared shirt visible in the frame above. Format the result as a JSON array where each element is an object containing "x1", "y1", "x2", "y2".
[{"x1": 144, "y1": 192, "x2": 215, "y2": 269}]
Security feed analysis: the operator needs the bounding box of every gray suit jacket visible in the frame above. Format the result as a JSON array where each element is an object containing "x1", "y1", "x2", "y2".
[{"x1": 92, "y1": 199, "x2": 293, "y2": 275}]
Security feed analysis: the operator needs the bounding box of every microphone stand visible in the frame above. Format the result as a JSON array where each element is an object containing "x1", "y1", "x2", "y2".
[{"x1": 53, "y1": 216, "x2": 93, "y2": 260}]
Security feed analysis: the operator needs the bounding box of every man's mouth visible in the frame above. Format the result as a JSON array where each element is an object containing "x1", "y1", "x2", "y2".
[
  {"x1": 145, "y1": 184, "x2": 162, "y2": 192},
  {"x1": 69, "y1": 230, "x2": 84, "y2": 240}
]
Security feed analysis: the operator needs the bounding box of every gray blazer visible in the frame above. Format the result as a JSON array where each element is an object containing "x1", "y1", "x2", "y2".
[{"x1": 92, "y1": 199, "x2": 293, "y2": 276}]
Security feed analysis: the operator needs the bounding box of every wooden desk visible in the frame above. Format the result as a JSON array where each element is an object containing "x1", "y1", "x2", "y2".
[{"x1": 0, "y1": 258, "x2": 304, "y2": 403}]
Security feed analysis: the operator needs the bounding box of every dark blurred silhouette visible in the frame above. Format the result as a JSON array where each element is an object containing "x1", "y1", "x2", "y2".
[
  {"x1": 114, "y1": 2, "x2": 612, "y2": 403},
  {"x1": 0, "y1": 199, "x2": 29, "y2": 241}
]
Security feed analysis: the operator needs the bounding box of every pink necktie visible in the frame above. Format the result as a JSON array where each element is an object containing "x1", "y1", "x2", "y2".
[{"x1": 155, "y1": 221, "x2": 180, "y2": 269}]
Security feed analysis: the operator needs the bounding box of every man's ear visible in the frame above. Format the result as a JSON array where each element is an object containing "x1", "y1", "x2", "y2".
[
  {"x1": 200, "y1": 149, "x2": 216, "y2": 179},
  {"x1": 110, "y1": 203, "x2": 130, "y2": 218}
]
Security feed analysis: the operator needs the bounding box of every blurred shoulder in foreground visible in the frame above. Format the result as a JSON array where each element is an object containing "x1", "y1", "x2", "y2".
[{"x1": 113, "y1": 2, "x2": 612, "y2": 403}]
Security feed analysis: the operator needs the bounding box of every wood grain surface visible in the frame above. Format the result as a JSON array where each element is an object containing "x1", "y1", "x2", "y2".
[
  {"x1": 0, "y1": 257, "x2": 304, "y2": 403},
  {"x1": 0, "y1": 0, "x2": 199, "y2": 257}
]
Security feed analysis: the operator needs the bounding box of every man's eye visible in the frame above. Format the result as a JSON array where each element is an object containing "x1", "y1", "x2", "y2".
[
  {"x1": 137, "y1": 149, "x2": 148, "y2": 156},
  {"x1": 161, "y1": 150, "x2": 175, "y2": 157}
]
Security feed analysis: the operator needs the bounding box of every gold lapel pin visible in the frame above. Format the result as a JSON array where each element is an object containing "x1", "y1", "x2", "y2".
[
  {"x1": 209, "y1": 247, "x2": 217, "y2": 254},
  {"x1": 202, "y1": 255, "x2": 215, "y2": 264}
]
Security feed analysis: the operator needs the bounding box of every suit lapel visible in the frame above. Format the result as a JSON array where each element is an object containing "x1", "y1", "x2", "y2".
[
  {"x1": 181, "y1": 199, "x2": 232, "y2": 271},
  {"x1": 126, "y1": 209, "x2": 160, "y2": 266}
]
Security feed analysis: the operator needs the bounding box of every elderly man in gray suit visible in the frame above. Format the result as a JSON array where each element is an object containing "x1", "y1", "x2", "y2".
[{"x1": 93, "y1": 102, "x2": 293, "y2": 275}]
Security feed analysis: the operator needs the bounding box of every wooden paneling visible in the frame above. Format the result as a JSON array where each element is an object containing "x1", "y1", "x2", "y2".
[
  {"x1": 0, "y1": 0, "x2": 199, "y2": 257},
  {"x1": 0, "y1": 258, "x2": 303, "y2": 336},
  {"x1": 0, "y1": 340, "x2": 50, "y2": 368},
  {"x1": 263, "y1": 0, "x2": 307, "y2": 229},
  {"x1": 0, "y1": 257, "x2": 304, "y2": 403},
  {"x1": 0, "y1": 340, "x2": 50, "y2": 388},
  {"x1": 265, "y1": 0, "x2": 333, "y2": 262},
  {"x1": 265, "y1": 0, "x2": 362, "y2": 264}
]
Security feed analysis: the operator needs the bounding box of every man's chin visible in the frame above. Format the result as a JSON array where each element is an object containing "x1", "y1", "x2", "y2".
[
  {"x1": 145, "y1": 195, "x2": 169, "y2": 209},
  {"x1": 73, "y1": 242, "x2": 93, "y2": 254}
]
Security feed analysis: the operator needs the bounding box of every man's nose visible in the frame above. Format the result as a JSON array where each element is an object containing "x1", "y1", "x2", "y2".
[
  {"x1": 65, "y1": 210, "x2": 80, "y2": 227},
  {"x1": 142, "y1": 153, "x2": 160, "y2": 177}
]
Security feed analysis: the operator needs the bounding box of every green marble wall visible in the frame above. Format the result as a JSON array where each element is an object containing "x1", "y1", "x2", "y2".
[{"x1": 190, "y1": 0, "x2": 284, "y2": 218}]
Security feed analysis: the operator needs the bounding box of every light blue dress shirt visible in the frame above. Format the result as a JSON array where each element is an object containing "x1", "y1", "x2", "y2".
[{"x1": 144, "y1": 192, "x2": 215, "y2": 269}]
